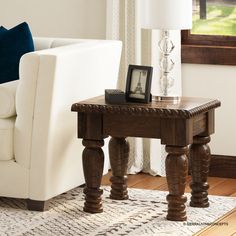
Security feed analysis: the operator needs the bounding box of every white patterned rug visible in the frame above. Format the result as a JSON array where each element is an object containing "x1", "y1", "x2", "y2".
[{"x1": 0, "y1": 187, "x2": 235, "y2": 236}]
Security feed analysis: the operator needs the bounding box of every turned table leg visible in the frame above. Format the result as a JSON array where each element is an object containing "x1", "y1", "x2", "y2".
[
  {"x1": 109, "y1": 137, "x2": 130, "y2": 200},
  {"x1": 165, "y1": 146, "x2": 188, "y2": 221},
  {"x1": 190, "y1": 136, "x2": 211, "y2": 208},
  {"x1": 82, "y1": 139, "x2": 104, "y2": 213}
]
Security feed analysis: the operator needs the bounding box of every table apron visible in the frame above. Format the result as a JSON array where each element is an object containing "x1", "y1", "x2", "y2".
[
  {"x1": 103, "y1": 114, "x2": 161, "y2": 139},
  {"x1": 77, "y1": 110, "x2": 215, "y2": 146}
]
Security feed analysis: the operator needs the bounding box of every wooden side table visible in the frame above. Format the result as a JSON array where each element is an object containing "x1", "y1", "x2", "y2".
[{"x1": 71, "y1": 96, "x2": 220, "y2": 221}]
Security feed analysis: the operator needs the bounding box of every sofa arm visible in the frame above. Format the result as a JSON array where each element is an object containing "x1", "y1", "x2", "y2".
[{"x1": 15, "y1": 40, "x2": 122, "y2": 200}]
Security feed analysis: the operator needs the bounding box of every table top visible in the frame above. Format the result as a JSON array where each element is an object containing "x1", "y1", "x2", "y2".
[{"x1": 71, "y1": 95, "x2": 221, "y2": 118}]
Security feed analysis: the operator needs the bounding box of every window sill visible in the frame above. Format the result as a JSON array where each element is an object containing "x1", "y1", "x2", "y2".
[
  {"x1": 181, "y1": 29, "x2": 236, "y2": 66},
  {"x1": 181, "y1": 44, "x2": 236, "y2": 66}
]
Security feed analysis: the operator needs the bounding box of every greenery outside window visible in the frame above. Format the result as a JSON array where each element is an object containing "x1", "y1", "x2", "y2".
[{"x1": 181, "y1": 0, "x2": 236, "y2": 65}]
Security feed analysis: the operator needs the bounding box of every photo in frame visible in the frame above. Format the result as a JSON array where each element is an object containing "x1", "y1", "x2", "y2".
[{"x1": 125, "y1": 65, "x2": 153, "y2": 103}]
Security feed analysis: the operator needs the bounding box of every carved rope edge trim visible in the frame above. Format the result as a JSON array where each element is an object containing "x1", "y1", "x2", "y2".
[{"x1": 71, "y1": 100, "x2": 221, "y2": 118}]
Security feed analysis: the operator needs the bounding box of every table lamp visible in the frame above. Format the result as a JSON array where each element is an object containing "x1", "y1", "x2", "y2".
[{"x1": 143, "y1": 0, "x2": 192, "y2": 101}]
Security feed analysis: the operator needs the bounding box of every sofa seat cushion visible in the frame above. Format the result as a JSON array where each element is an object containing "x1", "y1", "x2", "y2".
[
  {"x1": 0, "y1": 81, "x2": 18, "y2": 118},
  {"x1": 0, "y1": 22, "x2": 34, "y2": 84},
  {"x1": 0, "y1": 118, "x2": 15, "y2": 161}
]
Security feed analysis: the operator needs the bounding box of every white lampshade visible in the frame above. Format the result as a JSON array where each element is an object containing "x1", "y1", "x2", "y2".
[{"x1": 143, "y1": 0, "x2": 192, "y2": 30}]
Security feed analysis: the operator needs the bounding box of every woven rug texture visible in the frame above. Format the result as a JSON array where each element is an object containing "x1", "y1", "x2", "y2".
[{"x1": 0, "y1": 187, "x2": 235, "y2": 236}]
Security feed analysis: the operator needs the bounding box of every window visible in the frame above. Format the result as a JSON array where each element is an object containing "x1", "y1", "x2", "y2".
[{"x1": 181, "y1": 0, "x2": 236, "y2": 65}]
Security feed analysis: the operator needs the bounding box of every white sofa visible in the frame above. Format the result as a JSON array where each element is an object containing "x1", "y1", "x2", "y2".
[{"x1": 0, "y1": 37, "x2": 122, "y2": 210}]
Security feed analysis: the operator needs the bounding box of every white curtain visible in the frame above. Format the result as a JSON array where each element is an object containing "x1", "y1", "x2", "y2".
[{"x1": 106, "y1": 0, "x2": 182, "y2": 176}]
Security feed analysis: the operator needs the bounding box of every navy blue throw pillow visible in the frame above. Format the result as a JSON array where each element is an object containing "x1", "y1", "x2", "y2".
[
  {"x1": 0, "y1": 22, "x2": 34, "y2": 84},
  {"x1": 0, "y1": 26, "x2": 7, "y2": 37}
]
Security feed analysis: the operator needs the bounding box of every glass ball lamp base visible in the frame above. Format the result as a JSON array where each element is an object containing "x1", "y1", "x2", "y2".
[{"x1": 156, "y1": 30, "x2": 181, "y2": 103}]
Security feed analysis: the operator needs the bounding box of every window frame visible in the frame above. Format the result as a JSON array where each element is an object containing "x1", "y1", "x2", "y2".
[{"x1": 181, "y1": 2, "x2": 236, "y2": 66}]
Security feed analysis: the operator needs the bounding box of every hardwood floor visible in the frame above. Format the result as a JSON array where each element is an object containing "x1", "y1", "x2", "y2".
[
  {"x1": 101, "y1": 172, "x2": 236, "y2": 236},
  {"x1": 195, "y1": 208, "x2": 236, "y2": 236},
  {"x1": 102, "y1": 172, "x2": 236, "y2": 196}
]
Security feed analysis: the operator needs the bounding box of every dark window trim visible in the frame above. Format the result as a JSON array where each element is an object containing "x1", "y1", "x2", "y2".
[{"x1": 181, "y1": 30, "x2": 236, "y2": 66}]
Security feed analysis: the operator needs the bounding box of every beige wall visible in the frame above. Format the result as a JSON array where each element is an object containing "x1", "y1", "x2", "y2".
[
  {"x1": 0, "y1": 0, "x2": 106, "y2": 39},
  {"x1": 182, "y1": 64, "x2": 236, "y2": 156}
]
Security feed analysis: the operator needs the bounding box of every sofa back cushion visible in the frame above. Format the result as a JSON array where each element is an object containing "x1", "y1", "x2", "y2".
[
  {"x1": 33, "y1": 37, "x2": 96, "y2": 51},
  {"x1": 0, "y1": 22, "x2": 34, "y2": 84},
  {"x1": 0, "y1": 81, "x2": 18, "y2": 118},
  {"x1": 0, "y1": 118, "x2": 15, "y2": 161}
]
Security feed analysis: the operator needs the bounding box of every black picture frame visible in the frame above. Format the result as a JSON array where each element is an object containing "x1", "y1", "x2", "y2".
[{"x1": 125, "y1": 65, "x2": 153, "y2": 103}]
